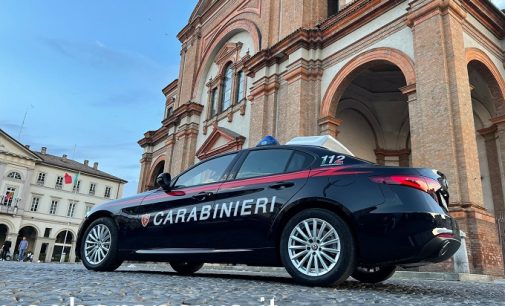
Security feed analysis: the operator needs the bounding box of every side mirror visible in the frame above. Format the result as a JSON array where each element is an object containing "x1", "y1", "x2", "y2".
[{"x1": 156, "y1": 173, "x2": 172, "y2": 191}]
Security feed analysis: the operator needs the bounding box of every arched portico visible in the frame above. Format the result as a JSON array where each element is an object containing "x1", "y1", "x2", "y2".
[
  {"x1": 320, "y1": 47, "x2": 416, "y2": 119},
  {"x1": 320, "y1": 48, "x2": 416, "y2": 165},
  {"x1": 466, "y1": 48, "x2": 505, "y2": 268}
]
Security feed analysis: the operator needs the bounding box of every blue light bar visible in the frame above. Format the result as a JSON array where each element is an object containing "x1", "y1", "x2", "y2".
[{"x1": 256, "y1": 135, "x2": 280, "y2": 147}]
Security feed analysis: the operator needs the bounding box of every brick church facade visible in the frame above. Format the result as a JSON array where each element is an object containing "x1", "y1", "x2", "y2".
[{"x1": 138, "y1": 0, "x2": 505, "y2": 276}]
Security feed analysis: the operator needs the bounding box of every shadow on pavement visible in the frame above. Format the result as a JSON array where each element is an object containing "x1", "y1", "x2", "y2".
[{"x1": 115, "y1": 269, "x2": 450, "y2": 296}]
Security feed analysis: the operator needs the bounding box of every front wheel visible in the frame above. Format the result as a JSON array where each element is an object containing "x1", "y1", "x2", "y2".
[
  {"x1": 80, "y1": 217, "x2": 123, "y2": 271},
  {"x1": 280, "y1": 208, "x2": 355, "y2": 287},
  {"x1": 170, "y1": 262, "x2": 204, "y2": 275},
  {"x1": 351, "y1": 266, "x2": 396, "y2": 283}
]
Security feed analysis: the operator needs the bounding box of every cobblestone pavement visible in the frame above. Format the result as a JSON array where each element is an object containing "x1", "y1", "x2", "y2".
[{"x1": 0, "y1": 261, "x2": 504, "y2": 306}]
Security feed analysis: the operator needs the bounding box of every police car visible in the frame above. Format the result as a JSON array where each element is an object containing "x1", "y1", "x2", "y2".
[{"x1": 76, "y1": 136, "x2": 460, "y2": 286}]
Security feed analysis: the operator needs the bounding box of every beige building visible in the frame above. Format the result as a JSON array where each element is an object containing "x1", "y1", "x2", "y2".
[
  {"x1": 138, "y1": 0, "x2": 505, "y2": 276},
  {"x1": 0, "y1": 129, "x2": 126, "y2": 262}
]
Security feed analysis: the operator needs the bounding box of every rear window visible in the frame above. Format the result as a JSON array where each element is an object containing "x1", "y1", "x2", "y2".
[{"x1": 236, "y1": 149, "x2": 313, "y2": 179}]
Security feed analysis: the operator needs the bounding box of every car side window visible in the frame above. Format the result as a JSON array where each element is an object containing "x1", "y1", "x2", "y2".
[
  {"x1": 236, "y1": 149, "x2": 311, "y2": 180},
  {"x1": 175, "y1": 153, "x2": 237, "y2": 188},
  {"x1": 286, "y1": 151, "x2": 313, "y2": 172}
]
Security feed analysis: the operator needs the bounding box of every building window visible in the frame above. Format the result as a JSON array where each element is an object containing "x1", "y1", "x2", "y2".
[
  {"x1": 67, "y1": 201, "x2": 77, "y2": 217},
  {"x1": 7, "y1": 171, "x2": 21, "y2": 180},
  {"x1": 220, "y1": 63, "x2": 233, "y2": 112},
  {"x1": 89, "y1": 183, "x2": 96, "y2": 195},
  {"x1": 37, "y1": 172, "x2": 46, "y2": 185},
  {"x1": 104, "y1": 186, "x2": 111, "y2": 198},
  {"x1": 30, "y1": 197, "x2": 40, "y2": 212},
  {"x1": 73, "y1": 180, "x2": 81, "y2": 193},
  {"x1": 236, "y1": 70, "x2": 245, "y2": 103},
  {"x1": 55, "y1": 176, "x2": 63, "y2": 189},
  {"x1": 210, "y1": 88, "x2": 218, "y2": 117},
  {"x1": 85, "y1": 204, "x2": 93, "y2": 216},
  {"x1": 2, "y1": 187, "x2": 16, "y2": 206},
  {"x1": 44, "y1": 228, "x2": 52, "y2": 238},
  {"x1": 49, "y1": 200, "x2": 58, "y2": 215},
  {"x1": 167, "y1": 106, "x2": 174, "y2": 118}
]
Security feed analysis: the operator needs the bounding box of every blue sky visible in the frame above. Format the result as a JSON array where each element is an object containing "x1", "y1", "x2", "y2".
[
  {"x1": 0, "y1": 1, "x2": 197, "y2": 196},
  {"x1": 0, "y1": 1, "x2": 504, "y2": 197}
]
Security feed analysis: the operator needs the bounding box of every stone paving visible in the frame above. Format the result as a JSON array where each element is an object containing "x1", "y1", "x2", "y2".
[{"x1": 0, "y1": 261, "x2": 504, "y2": 306}]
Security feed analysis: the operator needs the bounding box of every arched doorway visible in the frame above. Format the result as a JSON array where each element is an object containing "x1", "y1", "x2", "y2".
[
  {"x1": 149, "y1": 161, "x2": 165, "y2": 190},
  {"x1": 467, "y1": 53, "x2": 505, "y2": 215},
  {"x1": 0, "y1": 224, "x2": 8, "y2": 245},
  {"x1": 324, "y1": 60, "x2": 412, "y2": 164},
  {"x1": 52, "y1": 230, "x2": 73, "y2": 262},
  {"x1": 15, "y1": 226, "x2": 37, "y2": 258},
  {"x1": 466, "y1": 48, "x2": 505, "y2": 269}
]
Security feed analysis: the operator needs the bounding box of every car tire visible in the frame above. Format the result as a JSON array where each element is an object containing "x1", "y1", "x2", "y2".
[
  {"x1": 351, "y1": 266, "x2": 396, "y2": 283},
  {"x1": 280, "y1": 208, "x2": 355, "y2": 287},
  {"x1": 170, "y1": 262, "x2": 204, "y2": 275},
  {"x1": 80, "y1": 217, "x2": 123, "y2": 272}
]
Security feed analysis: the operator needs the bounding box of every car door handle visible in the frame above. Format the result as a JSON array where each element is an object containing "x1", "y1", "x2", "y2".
[
  {"x1": 192, "y1": 192, "x2": 213, "y2": 201},
  {"x1": 269, "y1": 182, "x2": 294, "y2": 190}
]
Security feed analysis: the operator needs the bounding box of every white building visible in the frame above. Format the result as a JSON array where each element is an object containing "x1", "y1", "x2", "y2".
[{"x1": 0, "y1": 129, "x2": 127, "y2": 262}]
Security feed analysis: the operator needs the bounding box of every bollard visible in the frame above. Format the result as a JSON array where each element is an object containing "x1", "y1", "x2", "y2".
[{"x1": 453, "y1": 230, "x2": 470, "y2": 273}]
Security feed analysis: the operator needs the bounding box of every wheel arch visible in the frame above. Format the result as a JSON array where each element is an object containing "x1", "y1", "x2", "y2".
[
  {"x1": 271, "y1": 198, "x2": 359, "y2": 254},
  {"x1": 75, "y1": 210, "x2": 116, "y2": 258}
]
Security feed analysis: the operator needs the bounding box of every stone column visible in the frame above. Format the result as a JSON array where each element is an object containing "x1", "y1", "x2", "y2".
[
  {"x1": 45, "y1": 240, "x2": 55, "y2": 263},
  {"x1": 318, "y1": 116, "x2": 342, "y2": 139},
  {"x1": 407, "y1": 0, "x2": 504, "y2": 275},
  {"x1": 479, "y1": 125, "x2": 505, "y2": 214},
  {"x1": 248, "y1": 76, "x2": 280, "y2": 144},
  {"x1": 280, "y1": 59, "x2": 322, "y2": 143},
  {"x1": 164, "y1": 135, "x2": 176, "y2": 175},
  {"x1": 69, "y1": 242, "x2": 76, "y2": 263},
  {"x1": 137, "y1": 152, "x2": 152, "y2": 193},
  {"x1": 374, "y1": 149, "x2": 386, "y2": 166},
  {"x1": 32, "y1": 238, "x2": 42, "y2": 262},
  {"x1": 492, "y1": 116, "x2": 505, "y2": 212}
]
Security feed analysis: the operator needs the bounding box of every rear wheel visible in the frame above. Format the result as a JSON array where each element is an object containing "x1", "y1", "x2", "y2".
[
  {"x1": 280, "y1": 208, "x2": 355, "y2": 287},
  {"x1": 170, "y1": 262, "x2": 204, "y2": 275},
  {"x1": 351, "y1": 266, "x2": 396, "y2": 283},
  {"x1": 80, "y1": 217, "x2": 123, "y2": 271}
]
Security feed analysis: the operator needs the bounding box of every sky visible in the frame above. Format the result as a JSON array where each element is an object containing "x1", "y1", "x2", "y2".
[
  {"x1": 0, "y1": 0, "x2": 504, "y2": 197},
  {"x1": 0, "y1": 1, "x2": 198, "y2": 197}
]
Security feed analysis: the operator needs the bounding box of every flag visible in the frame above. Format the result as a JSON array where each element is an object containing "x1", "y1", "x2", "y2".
[
  {"x1": 64, "y1": 173, "x2": 73, "y2": 184},
  {"x1": 73, "y1": 172, "x2": 80, "y2": 187}
]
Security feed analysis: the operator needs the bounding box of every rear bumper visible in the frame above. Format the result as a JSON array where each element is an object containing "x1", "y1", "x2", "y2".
[{"x1": 355, "y1": 211, "x2": 461, "y2": 266}]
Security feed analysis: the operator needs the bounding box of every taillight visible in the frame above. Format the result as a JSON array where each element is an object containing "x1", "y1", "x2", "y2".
[{"x1": 369, "y1": 175, "x2": 441, "y2": 194}]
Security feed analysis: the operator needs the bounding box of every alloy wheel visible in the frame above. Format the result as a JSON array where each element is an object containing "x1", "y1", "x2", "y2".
[
  {"x1": 287, "y1": 218, "x2": 341, "y2": 277},
  {"x1": 84, "y1": 224, "x2": 112, "y2": 265}
]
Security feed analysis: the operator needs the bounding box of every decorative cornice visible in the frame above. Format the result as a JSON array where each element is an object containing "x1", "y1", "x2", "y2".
[
  {"x1": 406, "y1": 0, "x2": 467, "y2": 28},
  {"x1": 399, "y1": 84, "x2": 417, "y2": 95},
  {"x1": 248, "y1": 76, "x2": 280, "y2": 102},
  {"x1": 138, "y1": 126, "x2": 169, "y2": 147},
  {"x1": 245, "y1": 0, "x2": 404, "y2": 77},
  {"x1": 490, "y1": 114, "x2": 505, "y2": 125},
  {"x1": 162, "y1": 79, "x2": 178, "y2": 96},
  {"x1": 284, "y1": 59, "x2": 324, "y2": 84},
  {"x1": 462, "y1": 0, "x2": 505, "y2": 39},
  {"x1": 318, "y1": 116, "x2": 343, "y2": 127}
]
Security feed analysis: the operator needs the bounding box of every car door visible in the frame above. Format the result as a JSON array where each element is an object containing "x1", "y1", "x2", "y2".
[
  {"x1": 136, "y1": 153, "x2": 239, "y2": 252},
  {"x1": 212, "y1": 148, "x2": 314, "y2": 250}
]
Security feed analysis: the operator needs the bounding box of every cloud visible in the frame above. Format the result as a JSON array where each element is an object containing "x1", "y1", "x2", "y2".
[
  {"x1": 90, "y1": 88, "x2": 158, "y2": 107},
  {"x1": 40, "y1": 37, "x2": 162, "y2": 75}
]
